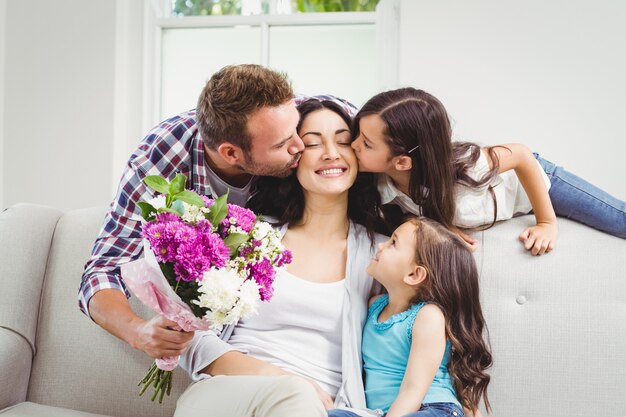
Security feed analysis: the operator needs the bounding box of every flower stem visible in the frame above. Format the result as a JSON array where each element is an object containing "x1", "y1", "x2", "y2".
[{"x1": 138, "y1": 362, "x2": 173, "y2": 404}]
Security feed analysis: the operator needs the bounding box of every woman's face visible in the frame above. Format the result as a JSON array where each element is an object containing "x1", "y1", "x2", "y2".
[
  {"x1": 351, "y1": 114, "x2": 395, "y2": 173},
  {"x1": 296, "y1": 108, "x2": 357, "y2": 196}
]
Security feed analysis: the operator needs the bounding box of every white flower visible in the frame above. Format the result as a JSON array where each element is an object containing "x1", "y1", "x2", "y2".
[
  {"x1": 252, "y1": 221, "x2": 272, "y2": 240},
  {"x1": 181, "y1": 202, "x2": 209, "y2": 224},
  {"x1": 193, "y1": 267, "x2": 261, "y2": 329},
  {"x1": 194, "y1": 268, "x2": 243, "y2": 311},
  {"x1": 147, "y1": 195, "x2": 167, "y2": 210}
]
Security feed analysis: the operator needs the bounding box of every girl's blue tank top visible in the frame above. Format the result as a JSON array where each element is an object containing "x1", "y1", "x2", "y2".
[{"x1": 363, "y1": 294, "x2": 461, "y2": 412}]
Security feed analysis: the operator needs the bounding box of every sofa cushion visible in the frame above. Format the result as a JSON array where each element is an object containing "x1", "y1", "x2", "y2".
[
  {"x1": 0, "y1": 204, "x2": 62, "y2": 350},
  {"x1": 26, "y1": 207, "x2": 190, "y2": 417},
  {"x1": 475, "y1": 216, "x2": 626, "y2": 415},
  {"x1": 0, "y1": 328, "x2": 32, "y2": 409},
  {"x1": 0, "y1": 401, "x2": 110, "y2": 417}
]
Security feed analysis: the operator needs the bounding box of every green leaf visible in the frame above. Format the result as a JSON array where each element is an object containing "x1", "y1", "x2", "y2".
[
  {"x1": 170, "y1": 200, "x2": 186, "y2": 217},
  {"x1": 144, "y1": 176, "x2": 170, "y2": 194},
  {"x1": 223, "y1": 233, "x2": 249, "y2": 257},
  {"x1": 169, "y1": 173, "x2": 187, "y2": 195},
  {"x1": 157, "y1": 207, "x2": 183, "y2": 217},
  {"x1": 208, "y1": 192, "x2": 229, "y2": 225},
  {"x1": 173, "y1": 190, "x2": 205, "y2": 207},
  {"x1": 137, "y1": 201, "x2": 156, "y2": 221}
]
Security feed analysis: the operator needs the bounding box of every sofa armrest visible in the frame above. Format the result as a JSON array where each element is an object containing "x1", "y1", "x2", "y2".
[{"x1": 0, "y1": 327, "x2": 32, "y2": 410}]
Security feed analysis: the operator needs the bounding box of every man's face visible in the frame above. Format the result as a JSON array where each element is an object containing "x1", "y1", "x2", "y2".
[{"x1": 241, "y1": 100, "x2": 305, "y2": 178}]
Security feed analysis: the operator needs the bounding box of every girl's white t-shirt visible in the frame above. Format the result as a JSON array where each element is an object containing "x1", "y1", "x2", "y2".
[
  {"x1": 228, "y1": 269, "x2": 345, "y2": 396},
  {"x1": 378, "y1": 150, "x2": 551, "y2": 228}
]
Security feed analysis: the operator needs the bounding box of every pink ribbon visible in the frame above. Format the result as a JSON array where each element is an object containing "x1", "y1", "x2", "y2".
[{"x1": 121, "y1": 245, "x2": 211, "y2": 371}]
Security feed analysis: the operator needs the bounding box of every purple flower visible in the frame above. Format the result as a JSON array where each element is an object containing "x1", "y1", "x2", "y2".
[
  {"x1": 143, "y1": 221, "x2": 178, "y2": 263},
  {"x1": 156, "y1": 212, "x2": 181, "y2": 224},
  {"x1": 248, "y1": 258, "x2": 276, "y2": 301},
  {"x1": 174, "y1": 240, "x2": 210, "y2": 282},
  {"x1": 238, "y1": 245, "x2": 254, "y2": 258},
  {"x1": 197, "y1": 231, "x2": 230, "y2": 269},
  {"x1": 202, "y1": 196, "x2": 214, "y2": 207},
  {"x1": 222, "y1": 204, "x2": 256, "y2": 233},
  {"x1": 276, "y1": 250, "x2": 293, "y2": 267}
]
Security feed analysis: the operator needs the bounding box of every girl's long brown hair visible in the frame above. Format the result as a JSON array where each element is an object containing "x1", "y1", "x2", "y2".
[
  {"x1": 354, "y1": 88, "x2": 501, "y2": 229},
  {"x1": 409, "y1": 217, "x2": 492, "y2": 412}
]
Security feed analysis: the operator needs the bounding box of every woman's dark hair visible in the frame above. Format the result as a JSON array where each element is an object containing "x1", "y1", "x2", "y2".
[
  {"x1": 247, "y1": 98, "x2": 383, "y2": 240},
  {"x1": 354, "y1": 88, "x2": 501, "y2": 229},
  {"x1": 408, "y1": 217, "x2": 492, "y2": 412}
]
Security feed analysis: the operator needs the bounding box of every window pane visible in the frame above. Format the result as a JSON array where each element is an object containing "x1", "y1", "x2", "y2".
[
  {"x1": 160, "y1": 27, "x2": 262, "y2": 119},
  {"x1": 172, "y1": 0, "x2": 380, "y2": 16},
  {"x1": 269, "y1": 24, "x2": 376, "y2": 107}
]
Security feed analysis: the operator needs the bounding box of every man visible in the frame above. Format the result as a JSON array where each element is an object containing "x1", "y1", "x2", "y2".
[{"x1": 79, "y1": 64, "x2": 351, "y2": 360}]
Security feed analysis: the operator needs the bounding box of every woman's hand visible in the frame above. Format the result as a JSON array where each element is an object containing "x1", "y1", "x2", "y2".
[
  {"x1": 519, "y1": 221, "x2": 558, "y2": 255},
  {"x1": 305, "y1": 379, "x2": 334, "y2": 410}
]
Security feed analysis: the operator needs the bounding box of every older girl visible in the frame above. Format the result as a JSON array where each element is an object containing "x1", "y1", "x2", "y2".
[{"x1": 351, "y1": 88, "x2": 626, "y2": 255}]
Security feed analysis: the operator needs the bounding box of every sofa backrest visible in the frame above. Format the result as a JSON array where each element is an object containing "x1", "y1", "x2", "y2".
[
  {"x1": 475, "y1": 216, "x2": 626, "y2": 415},
  {"x1": 26, "y1": 206, "x2": 190, "y2": 417},
  {"x1": 0, "y1": 204, "x2": 63, "y2": 408}
]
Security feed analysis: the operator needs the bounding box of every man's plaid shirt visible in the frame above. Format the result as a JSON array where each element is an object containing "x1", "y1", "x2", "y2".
[{"x1": 78, "y1": 96, "x2": 356, "y2": 317}]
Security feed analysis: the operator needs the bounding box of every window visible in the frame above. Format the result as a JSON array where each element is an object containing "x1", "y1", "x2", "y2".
[
  {"x1": 153, "y1": 0, "x2": 381, "y2": 121},
  {"x1": 172, "y1": 0, "x2": 380, "y2": 17}
]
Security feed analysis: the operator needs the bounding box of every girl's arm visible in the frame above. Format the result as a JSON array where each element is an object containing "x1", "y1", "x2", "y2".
[
  {"x1": 385, "y1": 304, "x2": 447, "y2": 417},
  {"x1": 484, "y1": 144, "x2": 557, "y2": 256}
]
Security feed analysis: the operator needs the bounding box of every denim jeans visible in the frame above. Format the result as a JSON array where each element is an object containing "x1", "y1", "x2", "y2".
[
  {"x1": 327, "y1": 402, "x2": 464, "y2": 417},
  {"x1": 534, "y1": 153, "x2": 626, "y2": 239}
]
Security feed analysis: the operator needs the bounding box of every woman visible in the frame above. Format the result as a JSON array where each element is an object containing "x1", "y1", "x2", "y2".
[{"x1": 175, "y1": 99, "x2": 386, "y2": 417}]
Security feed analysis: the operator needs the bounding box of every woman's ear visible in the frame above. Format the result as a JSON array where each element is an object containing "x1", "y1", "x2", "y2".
[
  {"x1": 216, "y1": 142, "x2": 245, "y2": 166},
  {"x1": 404, "y1": 265, "x2": 427, "y2": 286},
  {"x1": 393, "y1": 155, "x2": 413, "y2": 171}
]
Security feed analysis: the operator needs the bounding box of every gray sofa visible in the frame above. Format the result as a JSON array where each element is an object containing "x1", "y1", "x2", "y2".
[{"x1": 1, "y1": 203, "x2": 625, "y2": 417}]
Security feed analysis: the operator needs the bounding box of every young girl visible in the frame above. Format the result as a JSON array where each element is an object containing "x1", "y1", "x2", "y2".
[
  {"x1": 351, "y1": 87, "x2": 626, "y2": 255},
  {"x1": 329, "y1": 217, "x2": 492, "y2": 417}
]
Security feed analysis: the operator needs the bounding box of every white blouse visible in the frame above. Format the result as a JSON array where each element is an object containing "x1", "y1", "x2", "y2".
[
  {"x1": 228, "y1": 269, "x2": 345, "y2": 396},
  {"x1": 377, "y1": 150, "x2": 551, "y2": 228}
]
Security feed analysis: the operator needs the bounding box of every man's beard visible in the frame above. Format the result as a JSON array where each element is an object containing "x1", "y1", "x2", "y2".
[{"x1": 238, "y1": 152, "x2": 300, "y2": 178}]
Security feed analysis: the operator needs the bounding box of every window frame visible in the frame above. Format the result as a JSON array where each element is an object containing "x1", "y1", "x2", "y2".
[{"x1": 141, "y1": 0, "x2": 399, "y2": 132}]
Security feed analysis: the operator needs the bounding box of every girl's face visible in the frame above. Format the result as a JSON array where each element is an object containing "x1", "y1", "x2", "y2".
[
  {"x1": 296, "y1": 108, "x2": 357, "y2": 196},
  {"x1": 367, "y1": 221, "x2": 418, "y2": 285},
  {"x1": 351, "y1": 114, "x2": 394, "y2": 173}
]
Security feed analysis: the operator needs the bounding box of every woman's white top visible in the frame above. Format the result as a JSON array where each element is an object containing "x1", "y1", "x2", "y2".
[
  {"x1": 378, "y1": 150, "x2": 551, "y2": 228},
  {"x1": 228, "y1": 270, "x2": 345, "y2": 395},
  {"x1": 179, "y1": 221, "x2": 386, "y2": 416}
]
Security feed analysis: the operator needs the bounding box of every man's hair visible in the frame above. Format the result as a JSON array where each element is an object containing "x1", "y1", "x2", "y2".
[{"x1": 196, "y1": 64, "x2": 293, "y2": 153}]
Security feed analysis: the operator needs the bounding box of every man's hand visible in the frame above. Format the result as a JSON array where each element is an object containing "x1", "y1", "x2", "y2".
[
  {"x1": 519, "y1": 221, "x2": 558, "y2": 256},
  {"x1": 88, "y1": 289, "x2": 193, "y2": 359},
  {"x1": 131, "y1": 315, "x2": 194, "y2": 359}
]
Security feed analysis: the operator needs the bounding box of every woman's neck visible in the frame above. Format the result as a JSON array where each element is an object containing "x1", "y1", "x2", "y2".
[
  {"x1": 291, "y1": 191, "x2": 350, "y2": 240},
  {"x1": 386, "y1": 169, "x2": 411, "y2": 197}
]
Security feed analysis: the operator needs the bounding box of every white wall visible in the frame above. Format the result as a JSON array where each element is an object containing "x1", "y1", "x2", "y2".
[
  {"x1": 396, "y1": 0, "x2": 626, "y2": 200},
  {"x1": 1, "y1": 0, "x2": 146, "y2": 211},
  {"x1": 0, "y1": 0, "x2": 6, "y2": 211}
]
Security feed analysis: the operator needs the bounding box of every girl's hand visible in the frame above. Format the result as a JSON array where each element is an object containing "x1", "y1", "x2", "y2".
[
  {"x1": 452, "y1": 227, "x2": 478, "y2": 252},
  {"x1": 519, "y1": 221, "x2": 558, "y2": 255}
]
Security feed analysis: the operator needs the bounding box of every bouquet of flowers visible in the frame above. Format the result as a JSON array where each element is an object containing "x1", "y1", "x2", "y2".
[{"x1": 120, "y1": 173, "x2": 291, "y2": 403}]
